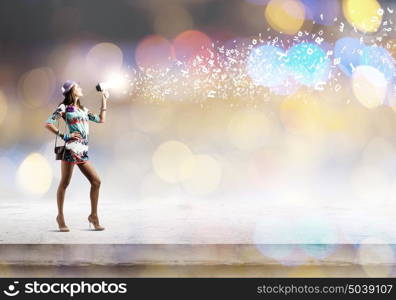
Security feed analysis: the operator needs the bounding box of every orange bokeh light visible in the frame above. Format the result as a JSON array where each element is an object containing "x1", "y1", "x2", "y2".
[
  {"x1": 173, "y1": 30, "x2": 213, "y2": 62},
  {"x1": 135, "y1": 34, "x2": 174, "y2": 69}
]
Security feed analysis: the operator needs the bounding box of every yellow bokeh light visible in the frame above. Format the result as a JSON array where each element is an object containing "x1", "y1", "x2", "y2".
[
  {"x1": 180, "y1": 154, "x2": 222, "y2": 196},
  {"x1": 227, "y1": 110, "x2": 272, "y2": 151},
  {"x1": 152, "y1": 140, "x2": 193, "y2": 183},
  {"x1": 343, "y1": 0, "x2": 383, "y2": 33},
  {"x1": 351, "y1": 65, "x2": 387, "y2": 109},
  {"x1": 0, "y1": 90, "x2": 8, "y2": 125},
  {"x1": 16, "y1": 153, "x2": 53, "y2": 195},
  {"x1": 153, "y1": 4, "x2": 193, "y2": 38},
  {"x1": 265, "y1": 0, "x2": 305, "y2": 35},
  {"x1": 279, "y1": 92, "x2": 344, "y2": 136},
  {"x1": 18, "y1": 67, "x2": 56, "y2": 108}
]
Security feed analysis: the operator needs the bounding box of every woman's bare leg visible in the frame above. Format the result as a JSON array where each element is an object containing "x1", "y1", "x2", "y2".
[
  {"x1": 77, "y1": 161, "x2": 101, "y2": 216},
  {"x1": 57, "y1": 161, "x2": 75, "y2": 225}
]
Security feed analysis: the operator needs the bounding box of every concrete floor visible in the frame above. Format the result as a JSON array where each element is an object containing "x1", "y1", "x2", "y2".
[
  {"x1": 1, "y1": 197, "x2": 396, "y2": 244},
  {"x1": 1, "y1": 199, "x2": 396, "y2": 277}
]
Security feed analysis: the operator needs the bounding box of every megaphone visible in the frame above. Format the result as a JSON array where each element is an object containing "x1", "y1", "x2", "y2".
[{"x1": 96, "y1": 82, "x2": 110, "y2": 92}]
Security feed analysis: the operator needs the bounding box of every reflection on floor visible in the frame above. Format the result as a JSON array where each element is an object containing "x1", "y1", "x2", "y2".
[{"x1": 0, "y1": 244, "x2": 395, "y2": 277}]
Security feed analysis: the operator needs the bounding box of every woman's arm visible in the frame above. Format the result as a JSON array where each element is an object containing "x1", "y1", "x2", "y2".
[
  {"x1": 88, "y1": 91, "x2": 109, "y2": 123},
  {"x1": 98, "y1": 91, "x2": 109, "y2": 123},
  {"x1": 45, "y1": 122, "x2": 60, "y2": 135},
  {"x1": 44, "y1": 104, "x2": 70, "y2": 141}
]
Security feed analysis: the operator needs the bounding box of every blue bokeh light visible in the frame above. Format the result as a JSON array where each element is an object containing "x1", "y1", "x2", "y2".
[
  {"x1": 334, "y1": 37, "x2": 365, "y2": 77},
  {"x1": 360, "y1": 46, "x2": 396, "y2": 82},
  {"x1": 247, "y1": 44, "x2": 288, "y2": 88},
  {"x1": 285, "y1": 42, "x2": 330, "y2": 86},
  {"x1": 301, "y1": 0, "x2": 340, "y2": 26}
]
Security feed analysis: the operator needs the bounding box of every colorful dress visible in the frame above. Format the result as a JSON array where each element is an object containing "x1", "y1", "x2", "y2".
[{"x1": 46, "y1": 103, "x2": 101, "y2": 163}]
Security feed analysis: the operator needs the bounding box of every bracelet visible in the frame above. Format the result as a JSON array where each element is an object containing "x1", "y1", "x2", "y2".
[
  {"x1": 101, "y1": 108, "x2": 107, "y2": 111},
  {"x1": 62, "y1": 133, "x2": 70, "y2": 141}
]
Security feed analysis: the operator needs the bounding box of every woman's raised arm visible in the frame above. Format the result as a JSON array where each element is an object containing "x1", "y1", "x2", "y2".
[{"x1": 88, "y1": 91, "x2": 109, "y2": 123}]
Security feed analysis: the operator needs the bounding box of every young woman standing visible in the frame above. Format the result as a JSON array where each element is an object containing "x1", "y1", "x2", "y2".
[{"x1": 45, "y1": 80, "x2": 109, "y2": 232}]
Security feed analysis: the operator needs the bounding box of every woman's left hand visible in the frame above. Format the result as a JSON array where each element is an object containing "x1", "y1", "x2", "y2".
[
  {"x1": 70, "y1": 131, "x2": 82, "y2": 139},
  {"x1": 102, "y1": 90, "x2": 110, "y2": 99}
]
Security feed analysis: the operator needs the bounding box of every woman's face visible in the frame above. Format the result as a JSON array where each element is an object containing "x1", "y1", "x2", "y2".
[{"x1": 73, "y1": 84, "x2": 84, "y2": 98}]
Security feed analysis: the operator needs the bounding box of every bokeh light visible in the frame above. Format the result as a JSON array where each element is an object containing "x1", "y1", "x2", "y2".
[
  {"x1": 0, "y1": 90, "x2": 8, "y2": 126},
  {"x1": 16, "y1": 153, "x2": 53, "y2": 196},
  {"x1": 342, "y1": 0, "x2": 383, "y2": 33},
  {"x1": 299, "y1": 244, "x2": 338, "y2": 260},
  {"x1": 3, "y1": 0, "x2": 396, "y2": 270},
  {"x1": 254, "y1": 216, "x2": 295, "y2": 244},
  {"x1": 270, "y1": 77, "x2": 302, "y2": 96},
  {"x1": 152, "y1": 140, "x2": 193, "y2": 183},
  {"x1": 285, "y1": 42, "x2": 330, "y2": 87},
  {"x1": 18, "y1": 67, "x2": 56, "y2": 108},
  {"x1": 358, "y1": 239, "x2": 395, "y2": 277},
  {"x1": 294, "y1": 216, "x2": 338, "y2": 244},
  {"x1": 351, "y1": 65, "x2": 388, "y2": 108},
  {"x1": 86, "y1": 42, "x2": 124, "y2": 77},
  {"x1": 173, "y1": 30, "x2": 213, "y2": 62},
  {"x1": 135, "y1": 35, "x2": 174, "y2": 69},
  {"x1": 101, "y1": 69, "x2": 129, "y2": 96},
  {"x1": 302, "y1": 0, "x2": 340, "y2": 26},
  {"x1": 247, "y1": 45, "x2": 287, "y2": 87},
  {"x1": 360, "y1": 46, "x2": 395, "y2": 82},
  {"x1": 279, "y1": 92, "x2": 339, "y2": 136},
  {"x1": 255, "y1": 244, "x2": 297, "y2": 264},
  {"x1": 48, "y1": 42, "x2": 92, "y2": 88},
  {"x1": 180, "y1": 154, "x2": 222, "y2": 196},
  {"x1": 334, "y1": 37, "x2": 365, "y2": 77},
  {"x1": 153, "y1": 4, "x2": 193, "y2": 38},
  {"x1": 264, "y1": 0, "x2": 305, "y2": 35},
  {"x1": 254, "y1": 216, "x2": 332, "y2": 266},
  {"x1": 247, "y1": 148, "x2": 285, "y2": 190},
  {"x1": 227, "y1": 110, "x2": 272, "y2": 150}
]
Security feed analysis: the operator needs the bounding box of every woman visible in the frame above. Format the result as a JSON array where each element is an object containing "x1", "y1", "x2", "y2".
[{"x1": 45, "y1": 80, "x2": 109, "y2": 232}]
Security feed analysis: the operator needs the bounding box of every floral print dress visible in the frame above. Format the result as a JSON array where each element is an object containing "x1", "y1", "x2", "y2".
[{"x1": 46, "y1": 103, "x2": 101, "y2": 163}]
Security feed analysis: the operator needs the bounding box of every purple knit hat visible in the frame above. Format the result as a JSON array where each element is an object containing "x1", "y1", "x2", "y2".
[{"x1": 61, "y1": 80, "x2": 76, "y2": 95}]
